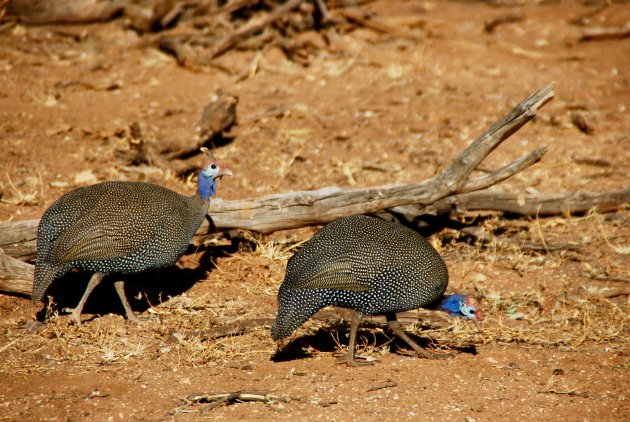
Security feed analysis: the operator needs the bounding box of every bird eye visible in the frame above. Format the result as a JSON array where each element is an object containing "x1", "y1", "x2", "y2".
[{"x1": 210, "y1": 164, "x2": 217, "y2": 170}]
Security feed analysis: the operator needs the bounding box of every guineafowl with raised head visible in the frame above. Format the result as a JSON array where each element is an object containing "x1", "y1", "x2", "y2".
[
  {"x1": 33, "y1": 147, "x2": 232, "y2": 323},
  {"x1": 271, "y1": 214, "x2": 483, "y2": 365}
]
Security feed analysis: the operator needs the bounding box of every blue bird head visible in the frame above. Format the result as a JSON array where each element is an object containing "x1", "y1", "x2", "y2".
[
  {"x1": 439, "y1": 294, "x2": 484, "y2": 322},
  {"x1": 198, "y1": 147, "x2": 232, "y2": 200}
]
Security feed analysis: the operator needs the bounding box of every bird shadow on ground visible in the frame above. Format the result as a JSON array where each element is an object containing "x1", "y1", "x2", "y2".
[
  {"x1": 396, "y1": 213, "x2": 479, "y2": 238},
  {"x1": 35, "y1": 241, "x2": 239, "y2": 322},
  {"x1": 272, "y1": 321, "x2": 478, "y2": 363}
]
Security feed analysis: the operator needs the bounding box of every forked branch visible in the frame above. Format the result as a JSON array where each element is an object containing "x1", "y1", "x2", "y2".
[{"x1": 2, "y1": 84, "x2": 628, "y2": 297}]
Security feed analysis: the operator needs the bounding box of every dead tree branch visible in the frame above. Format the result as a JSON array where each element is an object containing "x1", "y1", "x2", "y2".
[
  {"x1": 1, "y1": 84, "x2": 628, "y2": 297},
  {"x1": 2, "y1": 185, "x2": 625, "y2": 273},
  {"x1": 209, "y1": 0, "x2": 305, "y2": 60},
  {"x1": 0, "y1": 248, "x2": 34, "y2": 296},
  {"x1": 409, "y1": 188, "x2": 630, "y2": 216},
  {"x1": 204, "y1": 84, "x2": 554, "y2": 232}
]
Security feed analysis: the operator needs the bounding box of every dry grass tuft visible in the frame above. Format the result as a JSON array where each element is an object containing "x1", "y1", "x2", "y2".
[{"x1": 423, "y1": 288, "x2": 628, "y2": 350}]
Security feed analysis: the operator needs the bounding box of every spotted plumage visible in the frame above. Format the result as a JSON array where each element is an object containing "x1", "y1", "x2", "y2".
[
  {"x1": 271, "y1": 215, "x2": 482, "y2": 364},
  {"x1": 33, "y1": 148, "x2": 231, "y2": 323}
]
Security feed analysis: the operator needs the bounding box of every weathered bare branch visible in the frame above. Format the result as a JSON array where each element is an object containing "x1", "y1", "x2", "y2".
[
  {"x1": 0, "y1": 248, "x2": 34, "y2": 296},
  {"x1": 459, "y1": 146, "x2": 547, "y2": 194},
  {"x1": 209, "y1": 0, "x2": 305, "y2": 59},
  {"x1": 0, "y1": 219, "x2": 40, "y2": 247},
  {"x1": 1, "y1": 84, "x2": 626, "y2": 298},
  {"x1": 413, "y1": 188, "x2": 630, "y2": 216},
  {"x1": 203, "y1": 84, "x2": 555, "y2": 233}
]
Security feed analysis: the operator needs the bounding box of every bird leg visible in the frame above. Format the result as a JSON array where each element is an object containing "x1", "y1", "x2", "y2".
[
  {"x1": 63, "y1": 272, "x2": 105, "y2": 324},
  {"x1": 343, "y1": 311, "x2": 375, "y2": 366},
  {"x1": 113, "y1": 281, "x2": 140, "y2": 323},
  {"x1": 385, "y1": 313, "x2": 450, "y2": 359}
]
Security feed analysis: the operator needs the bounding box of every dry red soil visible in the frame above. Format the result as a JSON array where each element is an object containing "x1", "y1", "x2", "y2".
[{"x1": 0, "y1": 1, "x2": 628, "y2": 421}]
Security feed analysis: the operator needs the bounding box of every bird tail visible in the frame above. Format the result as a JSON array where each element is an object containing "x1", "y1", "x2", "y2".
[{"x1": 32, "y1": 261, "x2": 63, "y2": 304}]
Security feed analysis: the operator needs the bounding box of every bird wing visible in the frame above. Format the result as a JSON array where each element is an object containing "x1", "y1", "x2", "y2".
[
  {"x1": 56, "y1": 220, "x2": 158, "y2": 263},
  {"x1": 293, "y1": 256, "x2": 371, "y2": 292}
]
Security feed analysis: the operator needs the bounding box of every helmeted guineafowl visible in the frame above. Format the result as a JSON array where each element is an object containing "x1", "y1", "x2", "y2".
[
  {"x1": 271, "y1": 214, "x2": 483, "y2": 365},
  {"x1": 33, "y1": 147, "x2": 232, "y2": 323}
]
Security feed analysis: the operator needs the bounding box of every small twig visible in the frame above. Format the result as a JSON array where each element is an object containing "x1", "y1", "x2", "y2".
[
  {"x1": 535, "y1": 207, "x2": 550, "y2": 254},
  {"x1": 209, "y1": 0, "x2": 305, "y2": 59},
  {"x1": 206, "y1": 0, "x2": 260, "y2": 18},
  {"x1": 587, "y1": 275, "x2": 630, "y2": 284},
  {"x1": 538, "y1": 386, "x2": 587, "y2": 397},
  {"x1": 340, "y1": 8, "x2": 419, "y2": 40},
  {"x1": 0, "y1": 338, "x2": 19, "y2": 353},
  {"x1": 187, "y1": 391, "x2": 293, "y2": 404},
  {"x1": 177, "y1": 390, "x2": 295, "y2": 413},
  {"x1": 571, "y1": 156, "x2": 611, "y2": 167},
  {"x1": 580, "y1": 22, "x2": 630, "y2": 42},
  {"x1": 366, "y1": 379, "x2": 397, "y2": 392},
  {"x1": 170, "y1": 318, "x2": 275, "y2": 341},
  {"x1": 485, "y1": 13, "x2": 524, "y2": 33},
  {"x1": 599, "y1": 288, "x2": 630, "y2": 298},
  {"x1": 312, "y1": 0, "x2": 336, "y2": 25},
  {"x1": 458, "y1": 226, "x2": 580, "y2": 252}
]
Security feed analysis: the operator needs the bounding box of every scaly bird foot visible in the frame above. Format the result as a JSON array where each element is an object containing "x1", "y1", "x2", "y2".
[
  {"x1": 62, "y1": 307, "x2": 83, "y2": 325},
  {"x1": 334, "y1": 351, "x2": 377, "y2": 366},
  {"x1": 336, "y1": 356, "x2": 377, "y2": 367},
  {"x1": 398, "y1": 348, "x2": 453, "y2": 359}
]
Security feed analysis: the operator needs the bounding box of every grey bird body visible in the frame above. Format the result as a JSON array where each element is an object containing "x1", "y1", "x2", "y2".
[
  {"x1": 33, "y1": 181, "x2": 208, "y2": 303},
  {"x1": 272, "y1": 215, "x2": 449, "y2": 339},
  {"x1": 272, "y1": 215, "x2": 457, "y2": 364},
  {"x1": 33, "y1": 149, "x2": 231, "y2": 322}
]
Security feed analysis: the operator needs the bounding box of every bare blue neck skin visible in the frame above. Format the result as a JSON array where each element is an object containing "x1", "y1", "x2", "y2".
[
  {"x1": 439, "y1": 294, "x2": 466, "y2": 316},
  {"x1": 198, "y1": 171, "x2": 217, "y2": 201}
]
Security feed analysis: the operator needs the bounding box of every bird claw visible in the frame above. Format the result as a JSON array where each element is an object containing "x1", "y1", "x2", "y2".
[
  {"x1": 421, "y1": 351, "x2": 453, "y2": 360},
  {"x1": 62, "y1": 307, "x2": 83, "y2": 325},
  {"x1": 398, "y1": 348, "x2": 453, "y2": 359},
  {"x1": 334, "y1": 353, "x2": 377, "y2": 367},
  {"x1": 344, "y1": 359, "x2": 376, "y2": 367}
]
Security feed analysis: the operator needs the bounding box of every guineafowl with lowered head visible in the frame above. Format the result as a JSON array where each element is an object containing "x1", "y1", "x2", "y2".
[{"x1": 271, "y1": 215, "x2": 483, "y2": 365}]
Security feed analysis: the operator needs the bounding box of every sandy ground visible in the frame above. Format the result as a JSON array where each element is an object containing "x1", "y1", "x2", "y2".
[{"x1": 0, "y1": 1, "x2": 628, "y2": 420}]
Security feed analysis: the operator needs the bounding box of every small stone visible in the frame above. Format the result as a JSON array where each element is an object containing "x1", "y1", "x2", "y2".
[{"x1": 74, "y1": 170, "x2": 97, "y2": 185}]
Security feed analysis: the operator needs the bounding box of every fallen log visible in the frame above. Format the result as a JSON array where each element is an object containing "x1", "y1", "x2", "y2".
[
  {"x1": 2, "y1": 186, "x2": 626, "y2": 266},
  {"x1": 0, "y1": 84, "x2": 553, "y2": 242},
  {"x1": 1, "y1": 84, "x2": 627, "y2": 298},
  {"x1": 398, "y1": 188, "x2": 630, "y2": 217},
  {"x1": 0, "y1": 248, "x2": 34, "y2": 297},
  {"x1": 205, "y1": 83, "x2": 555, "y2": 232}
]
